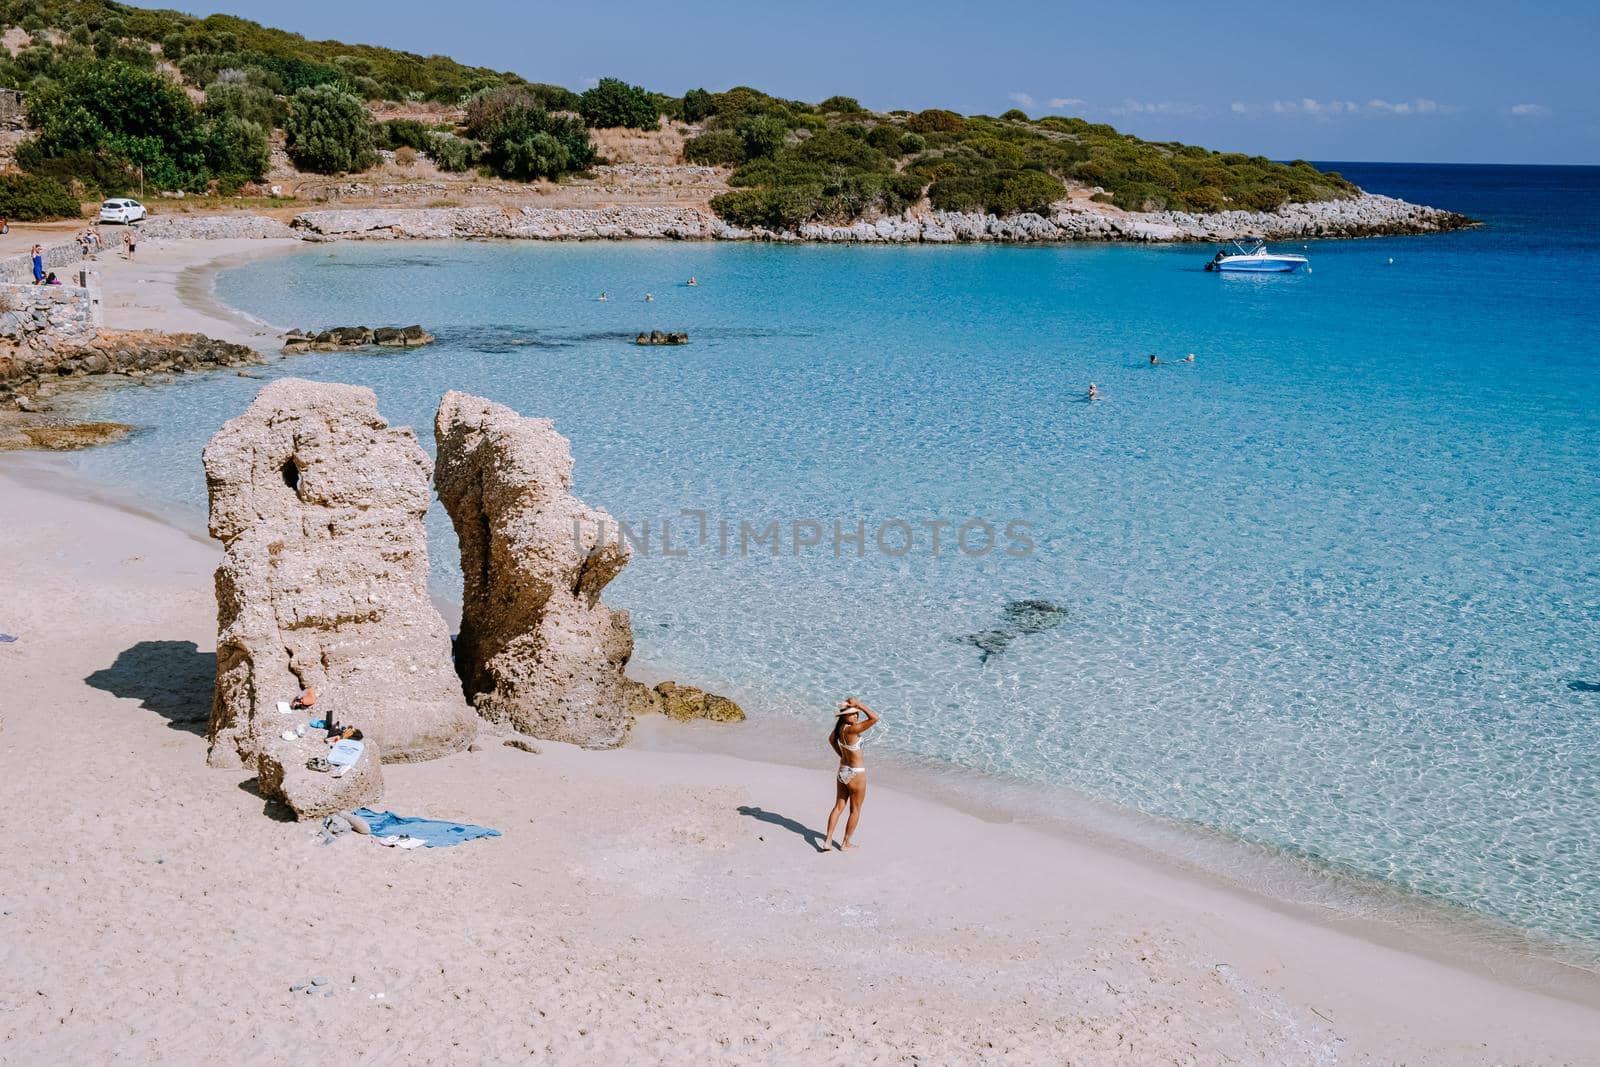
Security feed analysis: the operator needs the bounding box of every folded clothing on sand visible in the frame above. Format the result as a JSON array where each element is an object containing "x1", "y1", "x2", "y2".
[{"x1": 351, "y1": 808, "x2": 501, "y2": 848}]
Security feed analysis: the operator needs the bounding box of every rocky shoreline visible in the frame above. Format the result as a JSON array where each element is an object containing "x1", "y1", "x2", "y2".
[{"x1": 139, "y1": 190, "x2": 1474, "y2": 247}]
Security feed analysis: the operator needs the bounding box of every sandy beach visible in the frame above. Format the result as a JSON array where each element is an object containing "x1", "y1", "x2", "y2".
[{"x1": 3, "y1": 233, "x2": 1600, "y2": 1065}]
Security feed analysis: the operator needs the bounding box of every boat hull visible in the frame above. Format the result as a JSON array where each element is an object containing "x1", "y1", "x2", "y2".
[{"x1": 1212, "y1": 258, "x2": 1306, "y2": 273}]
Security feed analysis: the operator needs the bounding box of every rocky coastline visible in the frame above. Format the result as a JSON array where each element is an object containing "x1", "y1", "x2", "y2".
[{"x1": 137, "y1": 190, "x2": 1473, "y2": 247}]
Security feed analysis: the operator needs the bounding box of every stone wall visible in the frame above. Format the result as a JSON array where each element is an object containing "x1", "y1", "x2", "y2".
[
  {"x1": 136, "y1": 215, "x2": 300, "y2": 240},
  {"x1": 0, "y1": 282, "x2": 96, "y2": 349},
  {"x1": 0, "y1": 240, "x2": 85, "y2": 283}
]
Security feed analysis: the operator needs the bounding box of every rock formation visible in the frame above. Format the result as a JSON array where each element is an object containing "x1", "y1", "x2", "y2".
[
  {"x1": 1, "y1": 328, "x2": 260, "y2": 409},
  {"x1": 281, "y1": 325, "x2": 435, "y2": 354},
  {"x1": 204, "y1": 379, "x2": 476, "y2": 803},
  {"x1": 257, "y1": 736, "x2": 385, "y2": 819},
  {"x1": 287, "y1": 191, "x2": 1472, "y2": 245},
  {"x1": 634, "y1": 331, "x2": 688, "y2": 346},
  {"x1": 433, "y1": 391, "x2": 636, "y2": 747},
  {"x1": 626, "y1": 680, "x2": 746, "y2": 723}
]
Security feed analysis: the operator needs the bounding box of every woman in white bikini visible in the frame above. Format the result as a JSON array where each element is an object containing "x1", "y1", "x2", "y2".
[{"x1": 824, "y1": 697, "x2": 879, "y2": 851}]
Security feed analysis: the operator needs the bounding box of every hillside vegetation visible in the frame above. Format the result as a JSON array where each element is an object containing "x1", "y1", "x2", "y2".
[{"x1": 0, "y1": 0, "x2": 1357, "y2": 226}]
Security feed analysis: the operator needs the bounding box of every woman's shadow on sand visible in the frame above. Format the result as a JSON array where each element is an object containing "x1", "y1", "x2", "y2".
[
  {"x1": 84, "y1": 639, "x2": 214, "y2": 736},
  {"x1": 737, "y1": 805, "x2": 829, "y2": 852}
]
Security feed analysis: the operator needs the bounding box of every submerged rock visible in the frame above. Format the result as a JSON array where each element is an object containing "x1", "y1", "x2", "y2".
[
  {"x1": 626, "y1": 679, "x2": 746, "y2": 723},
  {"x1": 283, "y1": 325, "x2": 435, "y2": 353},
  {"x1": 373, "y1": 325, "x2": 435, "y2": 347},
  {"x1": 434, "y1": 391, "x2": 636, "y2": 747},
  {"x1": 0, "y1": 419, "x2": 133, "y2": 451},
  {"x1": 956, "y1": 598, "x2": 1068, "y2": 663},
  {"x1": 203, "y1": 378, "x2": 476, "y2": 785},
  {"x1": 634, "y1": 330, "x2": 688, "y2": 345}
]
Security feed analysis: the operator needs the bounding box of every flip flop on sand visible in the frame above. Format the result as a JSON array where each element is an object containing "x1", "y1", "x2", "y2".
[{"x1": 306, "y1": 757, "x2": 331, "y2": 773}]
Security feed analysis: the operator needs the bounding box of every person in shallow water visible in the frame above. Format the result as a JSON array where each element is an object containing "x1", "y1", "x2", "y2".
[
  {"x1": 1087, "y1": 382, "x2": 1099, "y2": 400},
  {"x1": 824, "y1": 698, "x2": 879, "y2": 851},
  {"x1": 597, "y1": 291, "x2": 608, "y2": 301},
  {"x1": 1149, "y1": 353, "x2": 1159, "y2": 366}
]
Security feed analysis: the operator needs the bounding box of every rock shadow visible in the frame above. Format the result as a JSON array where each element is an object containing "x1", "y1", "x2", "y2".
[
  {"x1": 737, "y1": 805, "x2": 827, "y2": 852},
  {"x1": 236, "y1": 776, "x2": 298, "y2": 823},
  {"x1": 84, "y1": 639, "x2": 214, "y2": 736}
]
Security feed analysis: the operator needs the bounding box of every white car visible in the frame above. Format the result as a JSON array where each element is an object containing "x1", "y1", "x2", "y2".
[{"x1": 98, "y1": 198, "x2": 148, "y2": 224}]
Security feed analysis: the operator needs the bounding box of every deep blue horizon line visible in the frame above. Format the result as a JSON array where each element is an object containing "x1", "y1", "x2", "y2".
[{"x1": 1309, "y1": 159, "x2": 1600, "y2": 169}]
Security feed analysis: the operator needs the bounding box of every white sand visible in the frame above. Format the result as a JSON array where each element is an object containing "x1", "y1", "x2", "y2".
[{"x1": 1, "y1": 238, "x2": 1598, "y2": 1064}]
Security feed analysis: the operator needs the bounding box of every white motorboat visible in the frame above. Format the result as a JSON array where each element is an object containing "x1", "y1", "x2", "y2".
[{"x1": 1204, "y1": 239, "x2": 1309, "y2": 273}]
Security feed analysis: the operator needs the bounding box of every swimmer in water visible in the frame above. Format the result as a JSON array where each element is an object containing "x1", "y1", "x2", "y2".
[
  {"x1": 598, "y1": 292, "x2": 608, "y2": 301},
  {"x1": 687, "y1": 276, "x2": 698, "y2": 286},
  {"x1": 1087, "y1": 383, "x2": 1099, "y2": 400},
  {"x1": 1149, "y1": 353, "x2": 1159, "y2": 366},
  {"x1": 645, "y1": 293, "x2": 654, "y2": 302},
  {"x1": 1184, "y1": 353, "x2": 1195, "y2": 363}
]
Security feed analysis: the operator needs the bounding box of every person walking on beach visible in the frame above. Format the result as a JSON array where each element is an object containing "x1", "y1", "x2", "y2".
[
  {"x1": 824, "y1": 697, "x2": 878, "y2": 851},
  {"x1": 122, "y1": 229, "x2": 137, "y2": 259}
]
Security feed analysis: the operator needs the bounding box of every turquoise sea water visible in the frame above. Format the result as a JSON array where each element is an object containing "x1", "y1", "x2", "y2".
[{"x1": 72, "y1": 164, "x2": 1600, "y2": 956}]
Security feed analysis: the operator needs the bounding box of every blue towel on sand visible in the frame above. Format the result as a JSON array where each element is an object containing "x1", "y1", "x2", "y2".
[{"x1": 351, "y1": 808, "x2": 501, "y2": 848}]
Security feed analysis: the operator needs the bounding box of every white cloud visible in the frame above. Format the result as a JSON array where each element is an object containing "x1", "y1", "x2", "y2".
[
  {"x1": 1007, "y1": 91, "x2": 1036, "y2": 109},
  {"x1": 1106, "y1": 99, "x2": 1208, "y2": 118},
  {"x1": 1245, "y1": 97, "x2": 1458, "y2": 118},
  {"x1": 1048, "y1": 97, "x2": 1086, "y2": 110},
  {"x1": 1508, "y1": 102, "x2": 1550, "y2": 117},
  {"x1": 1365, "y1": 98, "x2": 1456, "y2": 115},
  {"x1": 1269, "y1": 98, "x2": 1362, "y2": 116}
]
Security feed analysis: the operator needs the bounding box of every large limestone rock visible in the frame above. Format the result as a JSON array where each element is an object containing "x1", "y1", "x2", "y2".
[
  {"x1": 434, "y1": 391, "x2": 635, "y2": 747},
  {"x1": 257, "y1": 736, "x2": 385, "y2": 819},
  {"x1": 204, "y1": 379, "x2": 476, "y2": 777}
]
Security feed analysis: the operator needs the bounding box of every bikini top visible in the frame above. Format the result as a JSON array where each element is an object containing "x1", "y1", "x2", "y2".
[{"x1": 840, "y1": 737, "x2": 863, "y2": 753}]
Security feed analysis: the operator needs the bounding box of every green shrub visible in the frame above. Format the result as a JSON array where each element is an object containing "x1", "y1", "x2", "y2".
[
  {"x1": 710, "y1": 184, "x2": 822, "y2": 229},
  {"x1": 736, "y1": 115, "x2": 789, "y2": 159},
  {"x1": 378, "y1": 119, "x2": 430, "y2": 151},
  {"x1": 999, "y1": 108, "x2": 1030, "y2": 122},
  {"x1": 284, "y1": 84, "x2": 378, "y2": 174},
  {"x1": 865, "y1": 124, "x2": 900, "y2": 154},
  {"x1": 205, "y1": 115, "x2": 270, "y2": 182},
  {"x1": 683, "y1": 130, "x2": 744, "y2": 165},
  {"x1": 579, "y1": 76, "x2": 658, "y2": 129},
  {"x1": 818, "y1": 95, "x2": 863, "y2": 114},
  {"x1": 201, "y1": 81, "x2": 282, "y2": 129},
  {"x1": 424, "y1": 132, "x2": 477, "y2": 172},
  {"x1": 909, "y1": 108, "x2": 965, "y2": 134},
  {"x1": 897, "y1": 132, "x2": 927, "y2": 155},
  {"x1": 479, "y1": 103, "x2": 594, "y2": 180},
  {"x1": 927, "y1": 175, "x2": 991, "y2": 213},
  {"x1": 527, "y1": 82, "x2": 583, "y2": 112},
  {"x1": 13, "y1": 148, "x2": 134, "y2": 200},
  {"x1": 989, "y1": 170, "x2": 1063, "y2": 215},
  {"x1": 1180, "y1": 185, "x2": 1226, "y2": 213},
  {"x1": 0, "y1": 172, "x2": 81, "y2": 221},
  {"x1": 682, "y1": 87, "x2": 714, "y2": 123},
  {"x1": 23, "y1": 59, "x2": 212, "y2": 191}
]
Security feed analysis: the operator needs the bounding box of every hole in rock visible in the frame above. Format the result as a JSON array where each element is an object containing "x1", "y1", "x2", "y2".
[{"x1": 281, "y1": 459, "x2": 300, "y2": 491}]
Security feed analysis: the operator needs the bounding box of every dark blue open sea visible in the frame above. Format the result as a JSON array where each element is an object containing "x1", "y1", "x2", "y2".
[{"x1": 72, "y1": 163, "x2": 1600, "y2": 961}]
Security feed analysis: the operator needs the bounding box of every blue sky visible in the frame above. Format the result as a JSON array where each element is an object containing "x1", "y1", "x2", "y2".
[{"x1": 158, "y1": 0, "x2": 1598, "y2": 164}]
